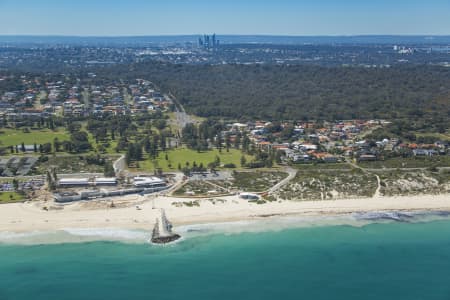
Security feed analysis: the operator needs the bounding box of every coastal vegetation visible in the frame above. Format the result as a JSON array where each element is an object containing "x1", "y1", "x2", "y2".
[
  {"x1": 293, "y1": 162, "x2": 354, "y2": 170},
  {"x1": 174, "y1": 170, "x2": 288, "y2": 195},
  {"x1": 209, "y1": 171, "x2": 288, "y2": 192},
  {"x1": 376, "y1": 170, "x2": 450, "y2": 196},
  {"x1": 357, "y1": 156, "x2": 450, "y2": 169},
  {"x1": 276, "y1": 169, "x2": 378, "y2": 200},
  {"x1": 173, "y1": 181, "x2": 228, "y2": 197},
  {"x1": 171, "y1": 200, "x2": 201, "y2": 207}
]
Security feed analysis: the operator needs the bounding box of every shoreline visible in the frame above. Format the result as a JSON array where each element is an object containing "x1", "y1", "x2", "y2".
[{"x1": 0, "y1": 193, "x2": 449, "y2": 234}]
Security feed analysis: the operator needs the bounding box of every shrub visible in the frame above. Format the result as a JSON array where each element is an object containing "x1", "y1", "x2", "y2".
[{"x1": 223, "y1": 163, "x2": 236, "y2": 168}]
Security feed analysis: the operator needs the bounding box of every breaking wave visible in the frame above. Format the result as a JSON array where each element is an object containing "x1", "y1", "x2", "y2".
[{"x1": 2, "y1": 210, "x2": 450, "y2": 245}]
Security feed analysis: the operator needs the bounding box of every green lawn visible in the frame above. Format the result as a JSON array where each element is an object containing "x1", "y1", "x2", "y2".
[
  {"x1": 133, "y1": 147, "x2": 252, "y2": 172},
  {"x1": 0, "y1": 128, "x2": 70, "y2": 147},
  {"x1": 0, "y1": 192, "x2": 24, "y2": 203},
  {"x1": 0, "y1": 126, "x2": 122, "y2": 156},
  {"x1": 81, "y1": 122, "x2": 151, "y2": 155}
]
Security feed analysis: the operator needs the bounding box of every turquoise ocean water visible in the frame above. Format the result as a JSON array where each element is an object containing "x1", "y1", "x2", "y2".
[{"x1": 2, "y1": 215, "x2": 450, "y2": 300}]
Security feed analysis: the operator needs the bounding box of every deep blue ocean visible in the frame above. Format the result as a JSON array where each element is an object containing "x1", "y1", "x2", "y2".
[{"x1": 2, "y1": 218, "x2": 450, "y2": 300}]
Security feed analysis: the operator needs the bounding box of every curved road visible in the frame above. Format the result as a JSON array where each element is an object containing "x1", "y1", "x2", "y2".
[{"x1": 268, "y1": 167, "x2": 298, "y2": 194}]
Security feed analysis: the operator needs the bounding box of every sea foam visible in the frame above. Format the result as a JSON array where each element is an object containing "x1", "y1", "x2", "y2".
[
  {"x1": 0, "y1": 228, "x2": 149, "y2": 245},
  {"x1": 2, "y1": 210, "x2": 450, "y2": 245},
  {"x1": 62, "y1": 228, "x2": 148, "y2": 241}
]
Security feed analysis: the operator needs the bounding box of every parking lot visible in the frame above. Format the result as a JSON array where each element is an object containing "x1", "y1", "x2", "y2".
[
  {"x1": 0, "y1": 156, "x2": 38, "y2": 176},
  {"x1": 0, "y1": 178, "x2": 45, "y2": 192}
]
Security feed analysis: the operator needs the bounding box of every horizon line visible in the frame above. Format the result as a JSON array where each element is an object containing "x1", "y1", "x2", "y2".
[{"x1": 1, "y1": 34, "x2": 450, "y2": 38}]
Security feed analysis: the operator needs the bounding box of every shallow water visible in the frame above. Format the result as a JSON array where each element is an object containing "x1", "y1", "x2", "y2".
[{"x1": 1, "y1": 214, "x2": 450, "y2": 299}]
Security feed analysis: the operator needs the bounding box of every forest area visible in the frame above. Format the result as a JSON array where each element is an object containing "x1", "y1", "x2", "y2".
[
  {"x1": 94, "y1": 62, "x2": 450, "y2": 129},
  {"x1": 3, "y1": 60, "x2": 450, "y2": 133}
]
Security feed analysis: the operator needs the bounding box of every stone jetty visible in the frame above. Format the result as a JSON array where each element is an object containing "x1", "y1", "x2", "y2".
[{"x1": 151, "y1": 209, "x2": 181, "y2": 244}]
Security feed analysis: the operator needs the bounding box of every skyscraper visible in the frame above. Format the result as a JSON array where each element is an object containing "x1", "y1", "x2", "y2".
[{"x1": 199, "y1": 34, "x2": 219, "y2": 50}]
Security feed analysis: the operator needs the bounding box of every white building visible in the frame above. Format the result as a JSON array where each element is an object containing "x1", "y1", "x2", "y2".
[
  {"x1": 58, "y1": 178, "x2": 90, "y2": 187},
  {"x1": 95, "y1": 177, "x2": 117, "y2": 186},
  {"x1": 133, "y1": 176, "x2": 166, "y2": 188}
]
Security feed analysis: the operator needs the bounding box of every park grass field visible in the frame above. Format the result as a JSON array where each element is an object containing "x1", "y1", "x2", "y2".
[
  {"x1": 0, "y1": 192, "x2": 24, "y2": 203},
  {"x1": 81, "y1": 121, "x2": 160, "y2": 155},
  {"x1": 0, "y1": 128, "x2": 70, "y2": 147},
  {"x1": 134, "y1": 147, "x2": 252, "y2": 172},
  {"x1": 86, "y1": 131, "x2": 119, "y2": 155}
]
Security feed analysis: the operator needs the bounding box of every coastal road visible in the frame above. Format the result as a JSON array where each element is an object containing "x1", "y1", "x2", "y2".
[{"x1": 268, "y1": 167, "x2": 297, "y2": 194}]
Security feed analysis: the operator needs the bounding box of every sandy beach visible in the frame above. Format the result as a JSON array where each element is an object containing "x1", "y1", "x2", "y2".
[{"x1": 0, "y1": 193, "x2": 449, "y2": 233}]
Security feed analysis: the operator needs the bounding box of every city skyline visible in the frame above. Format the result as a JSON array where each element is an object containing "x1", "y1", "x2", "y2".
[{"x1": 1, "y1": 0, "x2": 450, "y2": 36}]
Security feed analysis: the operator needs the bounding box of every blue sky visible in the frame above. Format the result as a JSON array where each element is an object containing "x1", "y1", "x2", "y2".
[{"x1": 0, "y1": 0, "x2": 449, "y2": 36}]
